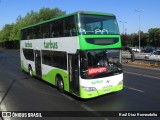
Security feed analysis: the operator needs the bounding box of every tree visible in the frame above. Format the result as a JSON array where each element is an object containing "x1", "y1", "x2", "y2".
[
  {"x1": 148, "y1": 28, "x2": 160, "y2": 49},
  {"x1": 0, "y1": 7, "x2": 66, "y2": 42},
  {"x1": 128, "y1": 33, "x2": 139, "y2": 47},
  {"x1": 121, "y1": 34, "x2": 129, "y2": 46},
  {"x1": 38, "y1": 7, "x2": 66, "y2": 22},
  {"x1": 123, "y1": 31, "x2": 149, "y2": 48},
  {"x1": 140, "y1": 32, "x2": 148, "y2": 48},
  {"x1": 0, "y1": 24, "x2": 14, "y2": 41},
  {"x1": 24, "y1": 10, "x2": 39, "y2": 26}
]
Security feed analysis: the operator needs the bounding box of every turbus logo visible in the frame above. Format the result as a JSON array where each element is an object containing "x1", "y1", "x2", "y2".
[
  {"x1": 25, "y1": 41, "x2": 32, "y2": 48},
  {"x1": 44, "y1": 40, "x2": 58, "y2": 49},
  {"x1": 91, "y1": 80, "x2": 103, "y2": 85}
]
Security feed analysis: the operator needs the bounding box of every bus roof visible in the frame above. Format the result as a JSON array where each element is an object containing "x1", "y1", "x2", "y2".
[{"x1": 21, "y1": 11, "x2": 115, "y2": 30}]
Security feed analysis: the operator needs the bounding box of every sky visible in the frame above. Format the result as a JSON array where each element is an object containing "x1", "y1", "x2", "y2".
[{"x1": 0, "y1": 0, "x2": 159, "y2": 34}]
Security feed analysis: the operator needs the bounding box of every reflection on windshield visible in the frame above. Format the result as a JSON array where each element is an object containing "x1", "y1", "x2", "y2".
[
  {"x1": 80, "y1": 49, "x2": 122, "y2": 79},
  {"x1": 78, "y1": 14, "x2": 119, "y2": 35}
]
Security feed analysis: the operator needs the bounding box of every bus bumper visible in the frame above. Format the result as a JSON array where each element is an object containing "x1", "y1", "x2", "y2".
[{"x1": 79, "y1": 84, "x2": 123, "y2": 99}]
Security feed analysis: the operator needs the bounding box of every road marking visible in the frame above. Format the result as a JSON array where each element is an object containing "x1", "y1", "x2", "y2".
[
  {"x1": 81, "y1": 104, "x2": 102, "y2": 117},
  {"x1": 60, "y1": 93, "x2": 75, "y2": 101},
  {"x1": 124, "y1": 71, "x2": 160, "y2": 80},
  {"x1": 80, "y1": 104, "x2": 95, "y2": 112},
  {"x1": 61, "y1": 92, "x2": 108, "y2": 120},
  {"x1": 123, "y1": 64, "x2": 160, "y2": 71},
  {"x1": 61, "y1": 93, "x2": 108, "y2": 119},
  {"x1": 80, "y1": 104, "x2": 108, "y2": 120},
  {"x1": 143, "y1": 74, "x2": 160, "y2": 80},
  {"x1": 124, "y1": 86, "x2": 144, "y2": 93}
]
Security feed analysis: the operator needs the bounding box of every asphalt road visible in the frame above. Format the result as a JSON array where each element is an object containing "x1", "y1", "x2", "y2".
[{"x1": 0, "y1": 48, "x2": 160, "y2": 120}]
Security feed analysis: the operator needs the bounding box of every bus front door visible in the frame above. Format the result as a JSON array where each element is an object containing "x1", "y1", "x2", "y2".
[
  {"x1": 68, "y1": 54, "x2": 79, "y2": 95},
  {"x1": 35, "y1": 50, "x2": 42, "y2": 78}
]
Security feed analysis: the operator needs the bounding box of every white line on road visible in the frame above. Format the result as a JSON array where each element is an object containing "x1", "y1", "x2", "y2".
[
  {"x1": 124, "y1": 86, "x2": 144, "y2": 93},
  {"x1": 60, "y1": 93, "x2": 75, "y2": 101},
  {"x1": 80, "y1": 104, "x2": 96, "y2": 112},
  {"x1": 61, "y1": 93, "x2": 108, "y2": 120},
  {"x1": 124, "y1": 71, "x2": 160, "y2": 80},
  {"x1": 80, "y1": 104, "x2": 108, "y2": 120}
]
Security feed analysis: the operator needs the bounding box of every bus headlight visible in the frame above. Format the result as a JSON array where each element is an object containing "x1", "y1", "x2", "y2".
[{"x1": 82, "y1": 86, "x2": 96, "y2": 92}]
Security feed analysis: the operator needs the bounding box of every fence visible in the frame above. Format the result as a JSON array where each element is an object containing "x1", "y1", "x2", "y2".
[{"x1": 122, "y1": 51, "x2": 160, "y2": 68}]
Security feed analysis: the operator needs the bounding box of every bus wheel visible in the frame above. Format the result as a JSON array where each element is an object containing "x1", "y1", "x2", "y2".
[
  {"x1": 56, "y1": 76, "x2": 64, "y2": 93},
  {"x1": 28, "y1": 66, "x2": 33, "y2": 77}
]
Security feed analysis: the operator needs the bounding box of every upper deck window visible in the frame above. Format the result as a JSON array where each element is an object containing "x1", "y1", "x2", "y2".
[
  {"x1": 78, "y1": 14, "x2": 120, "y2": 35},
  {"x1": 21, "y1": 15, "x2": 77, "y2": 40}
]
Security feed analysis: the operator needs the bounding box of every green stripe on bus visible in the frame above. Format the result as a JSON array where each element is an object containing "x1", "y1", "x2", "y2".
[
  {"x1": 42, "y1": 69, "x2": 69, "y2": 92},
  {"x1": 78, "y1": 35, "x2": 121, "y2": 50}
]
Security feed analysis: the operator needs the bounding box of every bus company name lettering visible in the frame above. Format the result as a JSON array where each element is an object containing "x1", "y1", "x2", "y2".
[
  {"x1": 25, "y1": 42, "x2": 32, "y2": 48},
  {"x1": 44, "y1": 40, "x2": 58, "y2": 49},
  {"x1": 91, "y1": 80, "x2": 103, "y2": 85}
]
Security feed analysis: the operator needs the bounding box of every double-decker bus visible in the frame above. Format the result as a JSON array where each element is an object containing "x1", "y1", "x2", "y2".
[{"x1": 20, "y1": 11, "x2": 127, "y2": 99}]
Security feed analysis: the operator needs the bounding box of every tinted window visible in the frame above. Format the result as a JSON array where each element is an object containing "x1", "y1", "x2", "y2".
[
  {"x1": 32, "y1": 26, "x2": 41, "y2": 39},
  {"x1": 64, "y1": 16, "x2": 77, "y2": 36},
  {"x1": 51, "y1": 19, "x2": 64, "y2": 37},
  {"x1": 85, "y1": 38, "x2": 119, "y2": 45},
  {"x1": 51, "y1": 51, "x2": 67, "y2": 70},
  {"x1": 80, "y1": 49, "x2": 122, "y2": 79},
  {"x1": 78, "y1": 14, "x2": 119, "y2": 35},
  {"x1": 42, "y1": 50, "x2": 67, "y2": 70},
  {"x1": 42, "y1": 50, "x2": 51, "y2": 65},
  {"x1": 23, "y1": 49, "x2": 34, "y2": 61},
  {"x1": 41, "y1": 23, "x2": 50, "y2": 38},
  {"x1": 21, "y1": 15, "x2": 77, "y2": 40},
  {"x1": 21, "y1": 29, "x2": 27, "y2": 40}
]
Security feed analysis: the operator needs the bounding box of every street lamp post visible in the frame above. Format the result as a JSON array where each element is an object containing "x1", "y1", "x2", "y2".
[
  {"x1": 120, "y1": 21, "x2": 127, "y2": 34},
  {"x1": 135, "y1": 9, "x2": 144, "y2": 53}
]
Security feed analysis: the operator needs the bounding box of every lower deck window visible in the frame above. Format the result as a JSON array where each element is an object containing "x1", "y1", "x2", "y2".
[
  {"x1": 42, "y1": 50, "x2": 67, "y2": 70},
  {"x1": 23, "y1": 49, "x2": 34, "y2": 61}
]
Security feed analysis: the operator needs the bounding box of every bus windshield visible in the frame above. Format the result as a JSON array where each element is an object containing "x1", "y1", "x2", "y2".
[
  {"x1": 78, "y1": 14, "x2": 120, "y2": 35},
  {"x1": 80, "y1": 49, "x2": 122, "y2": 79}
]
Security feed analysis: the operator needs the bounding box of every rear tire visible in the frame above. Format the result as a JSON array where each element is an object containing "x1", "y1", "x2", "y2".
[{"x1": 56, "y1": 76, "x2": 64, "y2": 93}]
